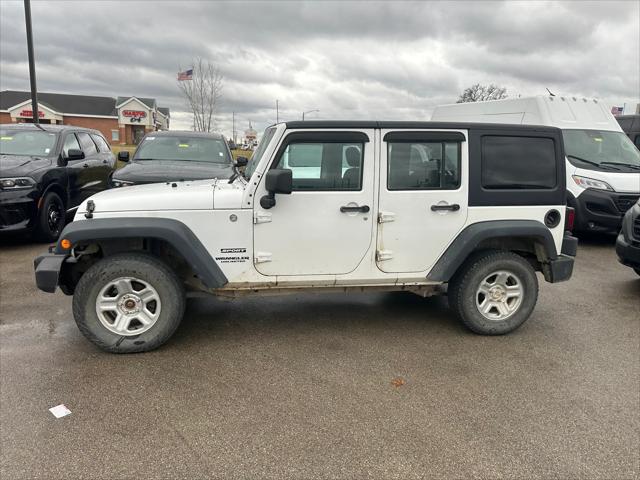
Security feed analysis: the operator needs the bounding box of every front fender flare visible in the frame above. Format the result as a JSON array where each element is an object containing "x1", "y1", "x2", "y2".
[{"x1": 55, "y1": 217, "x2": 228, "y2": 288}]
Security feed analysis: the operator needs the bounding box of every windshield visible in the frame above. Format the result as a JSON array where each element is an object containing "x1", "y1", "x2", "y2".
[
  {"x1": 244, "y1": 127, "x2": 276, "y2": 179},
  {"x1": 563, "y1": 130, "x2": 640, "y2": 170},
  {"x1": 133, "y1": 135, "x2": 231, "y2": 164},
  {"x1": 0, "y1": 128, "x2": 58, "y2": 157}
]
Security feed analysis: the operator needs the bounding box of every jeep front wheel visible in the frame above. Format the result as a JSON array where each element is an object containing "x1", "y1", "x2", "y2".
[
  {"x1": 72, "y1": 253, "x2": 185, "y2": 353},
  {"x1": 448, "y1": 250, "x2": 539, "y2": 335}
]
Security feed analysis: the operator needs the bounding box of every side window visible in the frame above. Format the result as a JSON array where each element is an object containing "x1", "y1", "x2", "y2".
[
  {"x1": 387, "y1": 141, "x2": 460, "y2": 190},
  {"x1": 76, "y1": 132, "x2": 97, "y2": 156},
  {"x1": 62, "y1": 133, "x2": 81, "y2": 158},
  {"x1": 91, "y1": 134, "x2": 110, "y2": 152},
  {"x1": 274, "y1": 142, "x2": 363, "y2": 191},
  {"x1": 635, "y1": 135, "x2": 640, "y2": 149},
  {"x1": 481, "y1": 136, "x2": 556, "y2": 189}
]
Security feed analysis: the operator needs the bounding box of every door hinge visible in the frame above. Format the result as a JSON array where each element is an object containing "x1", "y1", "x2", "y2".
[
  {"x1": 253, "y1": 211, "x2": 272, "y2": 224},
  {"x1": 254, "y1": 252, "x2": 272, "y2": 263},
  {"x1": 378, "y1": 211, "x2": 395, "y2": 223},
  {"x1": 376, "y1": 250, "x2": 393, "y2": 261}
]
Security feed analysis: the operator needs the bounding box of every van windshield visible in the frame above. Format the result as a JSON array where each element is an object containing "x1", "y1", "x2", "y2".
[
  {"x1": 133, "y1": 135, "x2": 231, "y2": 164},
  {"x1": 563, "y1": 130, "x2": 640, "y2": 171},
  {"x1": 244, "y1": 127, "x2": 276, "y2": 179}
]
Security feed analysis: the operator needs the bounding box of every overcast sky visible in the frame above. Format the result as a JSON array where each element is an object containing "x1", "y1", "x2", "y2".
[{"x1": 1, "y1": 0, "x2": 638, "y2": 138}]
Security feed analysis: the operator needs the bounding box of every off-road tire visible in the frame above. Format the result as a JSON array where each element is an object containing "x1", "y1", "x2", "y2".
[
  {"x1": 448, "y1": 250, "x2": 539, "y2": 335},
  {"x1": 34, "y1": 191, "x2": 65, "y2": 242},
  {"x1": 72, "y1": 253, "x2": 185, "y2": 353}
]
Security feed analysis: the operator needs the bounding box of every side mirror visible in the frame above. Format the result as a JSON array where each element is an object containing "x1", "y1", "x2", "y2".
[
  {"x1": 118, "y1": 151, "x2": 130, "y2": 162},
  {"x1": 67, "y1": 149, "x2": 84, "y2": 161},
  {"x1": 260, "y1": 169, "x2": 292, "y2": 209},
  {"x1": 235, "y1": 156, "x2": 249, "y2": 167}
]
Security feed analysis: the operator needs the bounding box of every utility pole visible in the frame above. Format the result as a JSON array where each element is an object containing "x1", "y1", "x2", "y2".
[
  {"x1": 232, "y1": 111, "x2": 236, "y2": 145},
  {"x1": 24, "y1": 0, "x2": 39, "y2": 124},
  {"x1": 276, "y1": 100, "x2": 279, "y2": 123}
]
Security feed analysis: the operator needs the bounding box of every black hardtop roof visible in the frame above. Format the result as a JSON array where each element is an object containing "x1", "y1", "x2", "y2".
[
  {"x1": 616, "y1": 114, "x2": 639, "y2": 119},
  {"x1": 284, "y1": 120, "x2": 561, "y2": 133},
  {"x1": 144, "y1": 130, "x2": 224, "y2": 139},
  {"x1": 0, "y1": 123, "x2": 103, "y2": 135}
]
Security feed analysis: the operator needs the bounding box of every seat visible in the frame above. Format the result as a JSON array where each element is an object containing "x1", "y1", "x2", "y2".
[{"x1": 342, "y1": 146, "x2": 361, "y2": 188}]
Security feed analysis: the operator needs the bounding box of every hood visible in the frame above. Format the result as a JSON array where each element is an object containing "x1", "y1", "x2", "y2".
[
  {"x1": 75, "y1": 178, "x2": 246, "y2": 217},
  {"x1": 0, "y1": 154, "x2": 52, "y2": 177},
  {"x1": 572, "y1": 166, "x2": 640, "y2": 193},
  {"x1": 113, "y1": 160, "x2": 234, "y2": 183}
]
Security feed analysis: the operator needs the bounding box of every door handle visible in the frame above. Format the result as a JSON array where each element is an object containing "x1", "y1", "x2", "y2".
[
  {"x1": 340, "y1": 205, "x2": 370, "y2": 213},
  {"x1": 430, "y1": 203, "x2": 460, "y2": 212},
  {"x1": 82, "y1": 164, "x2": 89, "y2": 168}
]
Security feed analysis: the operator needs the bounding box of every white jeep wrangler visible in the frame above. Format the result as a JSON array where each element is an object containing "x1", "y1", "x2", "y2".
[{"x1": 35, "y1": 121, "x2": 577, "y2": 353}]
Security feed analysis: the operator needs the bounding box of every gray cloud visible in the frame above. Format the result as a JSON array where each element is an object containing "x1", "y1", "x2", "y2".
[{"x1": 1, "y1": 0, "x2": 638, "y2": 136}]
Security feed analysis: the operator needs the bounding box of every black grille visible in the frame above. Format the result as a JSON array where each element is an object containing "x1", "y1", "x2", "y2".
[
  {"x1": 0, "y1": 205, "x2": 30, "y2": 228},
  {"x1": 615, "y1": 195, "x2": 640, "y2": 213},
  {"x1": 634, "y1": 217, "x2": 640, "y2": 239}
]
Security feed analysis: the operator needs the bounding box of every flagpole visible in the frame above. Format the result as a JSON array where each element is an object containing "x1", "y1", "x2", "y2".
[{"x1": 24, "y1": 0, "x2": 39, "y2": 124}]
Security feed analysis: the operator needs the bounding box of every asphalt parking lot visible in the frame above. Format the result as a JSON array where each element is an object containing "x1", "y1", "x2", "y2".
[{"x1": 0, "y1": 236, "x2": 638, "y2": 479}]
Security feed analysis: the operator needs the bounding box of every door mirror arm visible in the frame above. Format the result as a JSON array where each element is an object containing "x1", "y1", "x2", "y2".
[{"x1": 58, "y1": 154, "x2": 68, "y2": 167}]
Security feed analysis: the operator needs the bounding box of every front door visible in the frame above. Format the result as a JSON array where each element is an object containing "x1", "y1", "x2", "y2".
[
  {"x1": 253, "y1": 130, "x2": 375, "y2": 276},
  {"x1": 376, "y1": 130, "x2": 469, "y2": 273}
]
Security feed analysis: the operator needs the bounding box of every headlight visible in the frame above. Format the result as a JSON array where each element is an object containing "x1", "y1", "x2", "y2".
[
  {"x1": 571, "y1": 175, "x2": 614, "y2": 191},
  {"x1": 111, "y1": 179, "x2": 134, "y2": 187},
  {"x1": 0, "y1": 177, "x2": 36, "y2": 189}
]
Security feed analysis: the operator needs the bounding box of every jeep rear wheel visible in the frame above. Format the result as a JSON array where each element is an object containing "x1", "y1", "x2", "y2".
[
  {"x1": 72, "y1": 253, "x2": 185, "y2": 353},
  {"x1": 448, "y1": 250, "x2": 539, "y2": 335}
]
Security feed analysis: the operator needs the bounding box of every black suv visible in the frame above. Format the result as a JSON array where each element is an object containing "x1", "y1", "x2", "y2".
[
  {"x1": 111, "y1": 131, "x2": 234, "y2": 186},
  {"x1": 616, "y1": 198, "x2": 640, "y2": 276},
  {"x1": 0, "y1": 123, "x2": 115, "y2": 241}
]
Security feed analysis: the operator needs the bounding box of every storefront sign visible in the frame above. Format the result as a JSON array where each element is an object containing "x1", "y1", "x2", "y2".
[
  {"x1": 122, "y1": 110, "x2": 147, "y2": 118},
  {"x1": 19, "y1": 109, "x2": 45, "y2": 118}
]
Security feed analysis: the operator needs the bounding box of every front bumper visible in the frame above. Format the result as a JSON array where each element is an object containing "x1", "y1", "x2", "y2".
[
  {"x1": 616, "y1": 202, "x2": 640, "y2": 269},
  {"x1": 616, "y1": 234, "x2": 640, "y2": 269},
  {"x1": 570, "y1": 189, "x2": 639, "y2": 234},
  {"x1": 34, "y1": 252, "x2": 68, "y2": 293},
  {"x1": 0, "y1": 188, "x2": 39, "y2": 233}
]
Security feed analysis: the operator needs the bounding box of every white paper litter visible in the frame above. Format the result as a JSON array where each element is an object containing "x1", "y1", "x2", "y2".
[{"x1": 49, "y1": 404, "x2": 71, "y2": 418}]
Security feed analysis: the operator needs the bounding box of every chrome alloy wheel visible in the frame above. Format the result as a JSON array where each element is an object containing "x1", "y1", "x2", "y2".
[
  {"x1": 475, "y1": 270, "x2": 523, "y2": 321},
  {"x1": 95, "y1": 277, "x2": 161, "y2": 336}
]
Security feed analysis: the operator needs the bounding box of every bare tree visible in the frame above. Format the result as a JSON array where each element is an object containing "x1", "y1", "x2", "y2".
[
  {"x1": 456, "y1": 83, "x2": 508, "y2": 103},
  {"x1": 177, "y1": 58, "x2": 223, "y2": 132}
]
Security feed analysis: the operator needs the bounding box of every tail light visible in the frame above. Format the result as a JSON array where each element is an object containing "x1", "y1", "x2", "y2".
[{"x1": 565, "y1": 207, "x2": 575, "y2": 232}]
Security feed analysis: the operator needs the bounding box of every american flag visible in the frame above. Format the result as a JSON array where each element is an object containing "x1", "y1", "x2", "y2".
[
  {"x1": 177, "y1": 68, "x2": 193, "y2": 81},
  {"x1": 611, "y1": 106, "x2": 624, "y2": 116}
]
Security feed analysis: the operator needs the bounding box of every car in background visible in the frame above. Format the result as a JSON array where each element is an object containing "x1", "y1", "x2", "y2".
[
  {"x1": 111, "y1": 131, "x2": 234, "y2": 186},
  {"x1": 616, "y1": 198, "x2": 640, "y2": 276},
  {"x1": 0, "y1": 123, "x2": 115, "y2": 241},
  {"x1": 616, "y1": 114, "x2": 640, "y2": 149}
]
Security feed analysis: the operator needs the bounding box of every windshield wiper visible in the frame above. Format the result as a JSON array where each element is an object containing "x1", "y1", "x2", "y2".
[
  {"x1": 567, "y1": 155, "x2": 620, "y2": 170},
  {"x1": 600, "y1": 161, "x2": 640, "y2": 171}
]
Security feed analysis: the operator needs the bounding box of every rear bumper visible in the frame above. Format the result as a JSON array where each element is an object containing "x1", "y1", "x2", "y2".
[
  {"x1": 543, "y1": 232, "x2": 577, "y2": 283},
  {"x1": 34, "y1": 252, "x2": 67, "y2": 293},
  {"x1": 570, "y1": 189, "x2": 639, "y2": 234}
]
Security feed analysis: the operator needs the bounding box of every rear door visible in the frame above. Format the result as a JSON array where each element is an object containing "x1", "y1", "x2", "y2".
[
  {"x1": 376, "y1": 130, "x2": 468, "y2": 273},
  {"x1": 253, "y1": 130, "x2": 375, "y2": 276}
]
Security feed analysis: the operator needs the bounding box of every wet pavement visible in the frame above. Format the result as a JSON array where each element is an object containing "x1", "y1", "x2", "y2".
[{"x1": 1, "y1": 235, "x2": 639, "y2": 479}]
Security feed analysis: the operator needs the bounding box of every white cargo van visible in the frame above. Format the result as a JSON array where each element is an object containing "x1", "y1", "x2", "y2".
[{"x1": 432, "y1": 96, "x2": 640, "y2": 233}]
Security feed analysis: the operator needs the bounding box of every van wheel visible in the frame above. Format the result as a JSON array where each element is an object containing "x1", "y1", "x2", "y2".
[
  {"x1": 35, "y1": 192, "x2": 66, "y2": 242},
  {"x1": 72, "y1": 253, "x2": 185, "y2": 353},
  {"x1": 448, "y1": 250, "x2": 539, "y2": 335}
]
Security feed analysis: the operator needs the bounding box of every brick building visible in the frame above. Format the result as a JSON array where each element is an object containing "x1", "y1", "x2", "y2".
[{"x1": 0, "y1": 90, "x2": 170, "y2": 145}]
